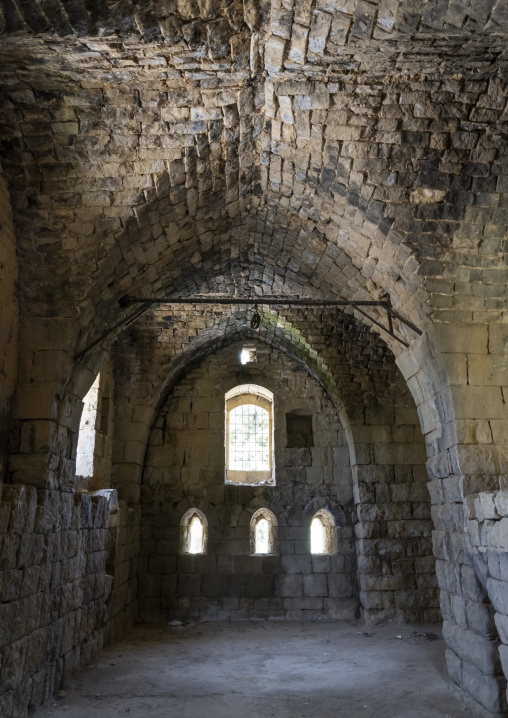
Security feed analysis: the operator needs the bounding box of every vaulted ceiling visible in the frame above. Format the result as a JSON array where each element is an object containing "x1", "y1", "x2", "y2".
[{"x1": 1, "y1": 0, "x2": 507, "y2": 387}]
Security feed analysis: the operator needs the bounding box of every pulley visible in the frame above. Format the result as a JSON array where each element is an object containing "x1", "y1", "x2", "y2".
[{"x1": 250, "y1": 303, "x2": 261, "y2": 330}]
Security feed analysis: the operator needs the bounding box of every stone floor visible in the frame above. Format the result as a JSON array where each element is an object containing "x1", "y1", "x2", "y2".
[{"x1": 35, "y1": 621, "x2": 472, "y2": 718}]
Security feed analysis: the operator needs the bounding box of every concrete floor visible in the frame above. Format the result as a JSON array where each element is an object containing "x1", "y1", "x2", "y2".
[{"x1": 36, "y1": 621, "x2": 472, "y2": 718}]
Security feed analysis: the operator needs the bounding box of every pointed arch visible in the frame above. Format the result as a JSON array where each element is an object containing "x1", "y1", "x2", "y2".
[
  {"x1": 310, "y1": 509, "x2": 337, "y2": 556},
  {"x1": 180, "y1": 508, "x2": 208, "y2": 555},
  {"x1": 250, "y1": 508, "x2": 278, "y2": 556}
]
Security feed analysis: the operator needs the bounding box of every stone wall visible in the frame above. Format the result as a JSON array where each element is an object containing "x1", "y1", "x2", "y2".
[
  {"x1": 140, "y1": 341, "x2": 358, "y2": 621},
  {"x1": 0, "y1": 171, "x2": 18, "y2": 485},
  {"x1": 0, "y1": 485, "x2": 113, "y2": 717},
  {"x1": 454, "y1": 490, "x2": 508, "y2": 717},
  {"x1": 351, "y1": 404, "x2": 439, "y2": 624},
  {"x1": 1, "y1": 2, "x2": 507, "y2": 714},
  {"x1": 0, "y1": 341, "x2": 139, "y2": 718},
  {"x1": 397, "y1": 333, "x2": 508, "y2": 718},
  {"x1": 104, "y1": 495, "x2": 140, "y2": 644}
]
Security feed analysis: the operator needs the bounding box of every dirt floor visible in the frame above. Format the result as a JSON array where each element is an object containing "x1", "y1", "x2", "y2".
[{"x1": 35, "y1": 621, "x2": 472, "y2": 718}]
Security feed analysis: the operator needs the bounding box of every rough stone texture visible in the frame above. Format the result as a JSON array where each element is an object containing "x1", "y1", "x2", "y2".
[
  {"x1": 0, "y1": 485, "x2": 112, "y2": 717},
  {"x1": 0, "y1": 481, "x2": 138, "y2": 717},
  {"x1": 462, "y1": 490, "x2": 508, "y2": 716},
  {"x1": 0, "y1": 171, "x2": 18, "y2": 484}
]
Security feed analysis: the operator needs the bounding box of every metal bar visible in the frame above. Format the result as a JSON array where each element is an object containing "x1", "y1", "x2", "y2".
[
  {"x1": 119, "y1": 295, "x2": 386, "y2": 308},
  {"x1": 388, "y1": 310, "x2": 394, "y2": 335},
  {"x1": 74, "y1": 302, "x2": 152, "y2": 361},
  {"x1": 384, "y1": 305, "x2": 423, "y2": 336},
  {"x1": 119, "y1": 295, "x2": 422, "y2": 338},
  {"x1": 352, "y1": 305, "x2": 409, "y2": 348}
]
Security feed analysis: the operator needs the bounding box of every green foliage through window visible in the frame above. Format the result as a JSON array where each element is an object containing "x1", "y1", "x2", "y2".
[{"x1": 229, "y1": 404, "x2": 270, "y2": 471}]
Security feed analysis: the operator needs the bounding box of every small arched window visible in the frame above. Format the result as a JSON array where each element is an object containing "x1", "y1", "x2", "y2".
[
  {"x1": 76, "y1": 374, "x2": 100, "y2": 478},
  {"x1": 180, "y1": 508, "x2": 207, "y2": 554},
  {"x1": 250, "y1": 508, "x2": 277, "y2": 555},
  {"x1": 225, "y1": 384, "x2": 274, "y2": 485},
  {"x1": 310, "y1": 510, "x2": 336, "y2": 555}
]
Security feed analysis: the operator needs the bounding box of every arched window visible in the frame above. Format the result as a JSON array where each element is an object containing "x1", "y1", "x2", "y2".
[
  {"x1": 310, "y1": 510, "x2": 336, "y2": 555},
  {"x1": 250, "y1": 508, "x2": 277, "y2": 555},
  {"x1": 225, "y1": 384, "x2": 274, "y2": 485},
  {"x1": 76, "y1": 374, "x2": 100, "y2": 478},
  {"x1": 180, "y1": 508, "x2": 207, "y2": 554}
]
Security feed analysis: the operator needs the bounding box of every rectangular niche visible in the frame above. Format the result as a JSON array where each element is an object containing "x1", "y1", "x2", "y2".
[{"x1": 286, "y1": 412, "x2": 313, "y2": 448}]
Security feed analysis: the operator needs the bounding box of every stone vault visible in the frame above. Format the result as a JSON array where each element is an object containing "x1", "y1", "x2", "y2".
[{"x1": 1, "y1": 0, "x2": 508, "y2": 715}]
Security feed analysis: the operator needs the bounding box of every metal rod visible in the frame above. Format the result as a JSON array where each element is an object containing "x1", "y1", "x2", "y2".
[
  {"x1": 351, "y1": 305, "x2": 409, "y2": 348},
  {"x1": 74, "y1": 292, "x2": 420, "y2": 363},
  {"x1": 119, "y1": 295, "x2": 422, "y2": 339},
  {"x1": 120, "y1": 296, "x2": 387, "y2": 308},
  {"x1": 74, "y1": 302, "x2": 152, "y2": 361},
  {"x1": 384, "y1": 305, "x2": 423, "y2": 336}
]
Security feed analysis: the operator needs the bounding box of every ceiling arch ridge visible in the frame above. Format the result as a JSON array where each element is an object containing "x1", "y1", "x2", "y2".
[
  {"x1": 111, "y1": 301, "x2": 409, "y2": 424},
  {"x1": 252, "y1": 187, "x2": 430, "y2": 345},
  {"x1": 256, "y1": 70, "x2": 508, "y2": 330},
  {"x1": 110, "y1": 302, "x2": 416, "y2": 477},
  {"x1": 0, "y1": 57, "x2": 260, "y2": 313},
  {"x1": 3, "y1": 0, "x2": 507, "y2": 70},
  {"x1": 112, "y1": 312, "x2": 358, "y2": 457},
  {"x1": 78, "y1": 194, "x2": 392, "y2": 365}
]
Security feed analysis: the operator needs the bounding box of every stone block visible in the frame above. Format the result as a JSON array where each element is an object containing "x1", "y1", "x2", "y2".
[
  {"x1": 264, "y1": 35, "x2": 285, "y2": 74},
  {"x1": 450, "y1": 385, "x2": 505, "y2": 420},
  {"x1": 495, "y1": 492, "x2": 508, "y2": 517},
  {"x1": 149, "y1": 556, "x2": 177, "y2": 574},
  {"x1": 177, "y1": 573, "x2": 202, "y2": 597},
  {"x1": 2, "y1": 485, "x2": 28, "y2": 533},
  {"x1": 245, "y1": 574, "x2": 274, "y2": 598},
  {"x1": 446, "y1": 647, "x2": 462, "y2": 685},
  {"x1": 303, "y1": 574, "x2": 327, "y2": 597},
  {"x1": 435, "y1": 323, "x2": 488, "y2": 354},
  {"x1": 468, "y1": 354, "x2": 508, "y2": 387},
  {"x1": 308, "y1": 11, "x2": 332, "y2": 55},
  {"x1": 201, "y1": 574, "x2": 229, "y2": 597},
  {"x1": 281, "y1": 554, "x2": 311, "y2": 573},
  {"x1": 489, "y1": 325, "x2": 508, "y2": 355},
  {"x1": 467, "y1": 601, "x2": 497, "y2": 637},
  {"x1": 0, "y1": 637, "x2": 27, "y2": 690},
  {"x1": 278, "y1": 574, "x2": 303, "y2": 597},
  {"x1": 288, "y1": 24, "x2": 309, "y2": 64},
  {"x1": 328, "y1": 574, "x2": 353, "y2": 598},
  {"x1": 461, "y1": 564, "x2": 487, "y2": 603},
  {"x1": 461, "y1": 658, "x2": 507, "y2": 714},
  {"x1": 442, "y1": 620, "x2": 502, "y2": 676},
  {"x1": 312, "y1": 555, "x2": 331, "y2": 572}
]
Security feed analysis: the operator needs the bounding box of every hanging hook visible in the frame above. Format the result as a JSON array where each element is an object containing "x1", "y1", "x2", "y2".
[{"x1": 250, "y1": 303, "x2": 261, "y2": 329}]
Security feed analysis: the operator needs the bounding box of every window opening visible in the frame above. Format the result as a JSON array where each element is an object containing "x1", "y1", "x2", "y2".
[
  {"x1": 240, "y1": 345, "x2": 257, "y2": 364},
  {"x1": 76, "y1": 374, "x2": 100, "y2": 478},
  {"x1": 225, "y1": 384, "x2": 274, "y2": 485},
  {"x1": 250, "y1": 508, "x2": 277, "y2": 555},
  {"x1": 180, "y1": 508, "x2": 207, "y2": 554},
  {"x1": 310, "y1": 510, "x2": 336, "y2": 555},
  {"x1": 255, "y1": 518, "x2": 270, "y2": 554},
  {"x1": 286, "y1": 411, "x2": 313, "y2": 448},
  {"x1": 229, "y1": 404, "x2": 269, "y2": 471},
  {"x1": 311, "y1": 516, "x2": 326, "y2": 554},
  {"x1": 188, "y1": 515, "x2": 204, "y2": 554}
]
